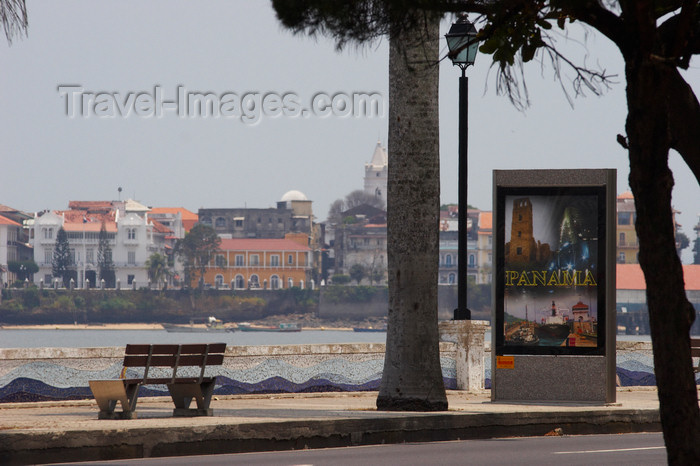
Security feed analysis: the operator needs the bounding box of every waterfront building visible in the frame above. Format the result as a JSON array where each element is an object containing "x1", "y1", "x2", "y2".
[
  {"x1": 616, "y1": 191, "x2": 685, "y2": 264},
  {"x1": 0, "y1": 204, "x2": 33, "y2": 285},
  {"x1": 201, "y1": 233, "x2": 312, "y2": 289},
  {"x1": 198, "y1": 190, "x2": 322, "y2": 282},
  {"x1": 476, "y1": 211, "x2": 493, "y2": 284},
  {"x1": 30, "y1": 200, "x2": 170, "y2": 288},
  {"x1": 330, "y1": 204, "x2": 387, "y2": 284}
]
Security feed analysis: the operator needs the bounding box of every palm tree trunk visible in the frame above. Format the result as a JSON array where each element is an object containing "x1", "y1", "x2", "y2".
[{"x1": 376, "y1": 13, "x2": 447, "y2": 411}]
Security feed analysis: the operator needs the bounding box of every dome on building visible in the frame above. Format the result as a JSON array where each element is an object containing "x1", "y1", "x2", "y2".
[{"x1": 280, "y1": 190, "x2": 308, "y2": 202}]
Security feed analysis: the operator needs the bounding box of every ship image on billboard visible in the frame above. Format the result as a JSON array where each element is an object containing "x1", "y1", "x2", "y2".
[{"x1": 501, "y1": 191, "x2": 602, "y2": 351}]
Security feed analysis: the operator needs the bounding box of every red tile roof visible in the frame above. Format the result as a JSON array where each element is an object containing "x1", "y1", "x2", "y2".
[
  {"x1": 149, "y1": 219, "x2": 172, "y2": 234},
  {"x1": 0, "y1": 214, "x2": 20, "y2": 226},
  {"x1": 219, "y1": 238, "x2": 310, "y2": 252},
  {"x1": 618, "y1": 191, "x2": 634, "y2": 200},
  {"x1": 617, "y1": 264, "x2": 700, "y2": 291}
]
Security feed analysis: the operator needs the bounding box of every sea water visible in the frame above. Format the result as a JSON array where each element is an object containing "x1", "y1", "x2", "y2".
[
  {"x1": 0, "y1": 329, "x2": 389, "y2": 349},
  {"x1": 0, "y1": 328, "x2": 652, "y2": 349}
]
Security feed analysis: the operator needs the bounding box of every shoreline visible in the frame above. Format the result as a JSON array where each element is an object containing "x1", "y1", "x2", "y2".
[{"x1": 0, "y1": 323, "x2": 357, "y2": 331}]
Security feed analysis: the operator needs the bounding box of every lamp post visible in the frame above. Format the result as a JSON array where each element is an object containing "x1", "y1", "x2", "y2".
[{"x1": 445, "y1": 15, "x2": 479, "y2": 320}]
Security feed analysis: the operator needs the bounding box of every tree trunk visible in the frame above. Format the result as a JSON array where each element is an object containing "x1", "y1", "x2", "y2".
[
  {"x1": 625, "y1": 58, "x2": 700, "y2": 464},
  {"x1": 376, "y1": 14, "x2": 447, "y2": 411}
]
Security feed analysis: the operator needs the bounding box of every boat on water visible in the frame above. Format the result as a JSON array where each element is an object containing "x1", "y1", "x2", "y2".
[
  {"x1": 236, "y1": 322, "x2": 302, "y2": 332},
  {"x1": 534, "y1": 300, "x2": 571, "y2": 340},
  {"x1": 353, "y1": 326, "x2": 387, "y2": 332},
  {"x1": 162, "y1": 316, "x2": 228, "y2": 333}
]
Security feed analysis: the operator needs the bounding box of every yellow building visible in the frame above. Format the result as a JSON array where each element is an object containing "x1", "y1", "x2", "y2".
[
  {"x1": 616, "y1": 191, "x2": 639, "y2": 264},
  {"x1": 202, "y1": 234, "x2": 312, "y2": 289}
]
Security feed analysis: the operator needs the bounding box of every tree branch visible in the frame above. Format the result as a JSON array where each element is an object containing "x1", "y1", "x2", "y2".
[{"x1": 666, "y1": 66, "x2": 700, "y2": 185}]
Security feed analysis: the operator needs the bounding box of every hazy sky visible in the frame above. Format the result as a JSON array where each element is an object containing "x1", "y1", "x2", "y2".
[{"x1": 2, "y1": 1, "x2": 698, "y2": 262}]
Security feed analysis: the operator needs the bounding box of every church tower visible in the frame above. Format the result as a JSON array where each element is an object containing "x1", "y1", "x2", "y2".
[{"x1": 364, "y1": 140, "x2": 388, "y2": 206}]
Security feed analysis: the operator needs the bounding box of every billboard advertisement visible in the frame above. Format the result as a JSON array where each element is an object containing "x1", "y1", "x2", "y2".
[{"x1": 495, "y1": 186, "x2": 607, "y2": 355}]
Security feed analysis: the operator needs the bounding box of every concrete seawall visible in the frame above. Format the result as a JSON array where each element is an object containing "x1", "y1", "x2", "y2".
[{"x1": 0, "y1": 338, "x2": 670, "y2": 403}]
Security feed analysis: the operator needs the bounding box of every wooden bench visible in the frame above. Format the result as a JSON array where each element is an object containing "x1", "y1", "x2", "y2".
[
  {"x1": 89, "y1": 343, "x2": 226, "y2": 420},
  {"x1": 692, "y1": 338, "x2": 700, "y2": 375}
]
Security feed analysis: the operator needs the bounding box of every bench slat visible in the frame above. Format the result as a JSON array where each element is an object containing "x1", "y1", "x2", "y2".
[
  {"x1": 125, "y1": 343, "x2": 226, "y2": 354},
  {"x1": 123, "y1": 353, "x2": 225, "y2": 367}
]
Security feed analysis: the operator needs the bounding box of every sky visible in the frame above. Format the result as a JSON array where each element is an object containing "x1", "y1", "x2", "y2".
[{"x1": 1, "y1": 1, "x2": 698, "y2": 263}]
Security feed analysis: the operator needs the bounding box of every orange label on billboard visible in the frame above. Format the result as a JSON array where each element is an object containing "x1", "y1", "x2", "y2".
[{"x1": 496, "y1": 356, "x2": 515, "y2": 369}]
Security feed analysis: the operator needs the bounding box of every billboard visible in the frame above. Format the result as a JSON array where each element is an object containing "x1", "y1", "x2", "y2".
[{"x1": 495, "y1": 186, "x2": 607, "y2": 356}]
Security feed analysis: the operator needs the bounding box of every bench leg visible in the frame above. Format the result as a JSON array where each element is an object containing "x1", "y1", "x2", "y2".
[
  {"x1": 168, "y1": 381, "x2": 216, "y2": 417},
  {"x1": 89, "y1": 380, "x2": 140, "y2": 420}
]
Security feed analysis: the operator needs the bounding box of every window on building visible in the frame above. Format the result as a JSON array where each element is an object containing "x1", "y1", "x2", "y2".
[
  {"x1": 270, "y1": 255, "x2": 280, "y2": 267},
  {"x1": 215, "y1": 217, "x2": 226, "y2": 228},
  {"x1": 215, "y1": 274, "x2": 224, "y2": 288},
  {"x1": 250, "y1": 255, "x2": 259, "y2": 266},
  {"x1": 127, "y1": 275, "x2": 135, "y2": 285},
  {"x1": 127, "y1": 228, "x2": 136, "y2": 240},
  {"x1": 45, "y1": 248, "x2": 53, "y2": 264},
  {"x1": 618, "y1": 251, "x2": 626, "y2": 263},
  {"x1": 516, "y1": 247, "x2": 523, "y2": 256},
  {"x1": 469, "y1": 255, "x2": 475, "y2": 267},
  {"x1": 270, "y1": 275, "x2": 280, "y2": 290},
  {"x1": 517, "y1": 231, "x2": 522, "y2": 238},
  {"x1": 448, "y1": 273, "x2": 456, "y2": 284},
  {"x1": 235, "y1": 255, "x2": 244, "y2": 266},
  {"x1": 445, "y1": 255, "x2": 452, "y2": 267},
  {"x1": 215, "y1": 254, "x2": 226, "y2": 267},
  {"x1": 128, "y1": 251, "x2": 136, "y2": 265},
  {"x1": 235, "y1": 275, "x2": 245, "y2": 289},
  {"x1": 234, "y1": 219, "x2": 244, "y2": 228},
  {"x1": 288, "y1": 254, "x2": 293, "y2": 265},
  {"x1": 86, "y1": 249, "x2": 94, "y2": 264},
  {"x1": 617, "y1": 212, "x2": 632, "y2": 225},
  {"x1": 249, "y1": 274, "x2": 260, "y2": 288},
  {"x1": 44, "y1": 228, "x2": 54, "y2": 240},
  {"x1": 619, "y1": 232, "x2": 626, "y2": 246}
]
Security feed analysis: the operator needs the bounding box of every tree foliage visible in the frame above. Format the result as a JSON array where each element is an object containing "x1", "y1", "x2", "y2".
[
  {"x1": 52, "y1": 227, "x2": 73, "y2": 286},
  {"x1": 97, "y1": 222, "x2": 115, "y2": 288},
  {"x1": 145, "y1": 253, "x2": 169, "y2": 289},
  {"x1": 327, "y1": 189, "x2": 386, "y2": 222},
  {"x1": 1, "y1": 0, "x2": 27, "y2": 45},
  {"x1": 349, "y1": 263, "x2": 367, "y2": 284},
  {"x1": 7, "y1": 260, "x2": 38, "y2": 281},
  {"x1": 174, "y1": 224, "x2": 221, "y2": 289}
]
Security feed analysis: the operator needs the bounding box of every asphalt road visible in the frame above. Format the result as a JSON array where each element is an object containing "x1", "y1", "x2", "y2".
[{"x1": 68, "y1": 432, "x2": 666, "y2": 465}]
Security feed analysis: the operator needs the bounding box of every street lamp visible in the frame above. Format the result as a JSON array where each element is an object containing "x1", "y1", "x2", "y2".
[{"x1": 445, "y1": 15, "x2": 479, "y2": 320}]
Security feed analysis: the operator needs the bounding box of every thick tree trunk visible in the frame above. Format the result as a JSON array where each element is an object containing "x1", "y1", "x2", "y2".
[
  {"x1": 376, "y1": 14, "x2": 447, "y2": 411},
  {"x1": 625, "y1": 60, "x2": 700, "y2": 464}
]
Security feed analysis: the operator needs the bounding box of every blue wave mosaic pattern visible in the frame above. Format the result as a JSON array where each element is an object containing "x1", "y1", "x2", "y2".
[{"x1": 0, "y1": 343, "x2": 687, "y2": 403}]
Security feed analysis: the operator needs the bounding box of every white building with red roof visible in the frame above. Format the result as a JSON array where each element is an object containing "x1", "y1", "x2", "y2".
[{"x1": 30, "y1": 200, "x2": 171, "y2": 288}]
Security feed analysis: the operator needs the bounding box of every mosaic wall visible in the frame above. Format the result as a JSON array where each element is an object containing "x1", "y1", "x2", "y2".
[
  {"x1": 0, "y1": 344, "x2": 457, "y2": 403},
  {"x1": 0, "y1": 341, "x2": 688, "y2": 403}
]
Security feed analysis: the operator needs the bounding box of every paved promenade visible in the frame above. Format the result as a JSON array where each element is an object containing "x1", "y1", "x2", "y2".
[{"x1": 0, "y1": 388, "x2": 666, "y2": 464}]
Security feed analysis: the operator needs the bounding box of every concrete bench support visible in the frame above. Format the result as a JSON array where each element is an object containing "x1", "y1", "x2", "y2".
[{"x1": 439, "y1": 320, "x2": 489, "y2": 391}]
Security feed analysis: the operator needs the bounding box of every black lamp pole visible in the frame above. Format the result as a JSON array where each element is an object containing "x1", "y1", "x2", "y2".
[
  {"x1": 445, "y1": 15, "x2": 478, "y2": 320},
  {"x1": 456, "y1": 70, "x2": 470, "y2": 320}
]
